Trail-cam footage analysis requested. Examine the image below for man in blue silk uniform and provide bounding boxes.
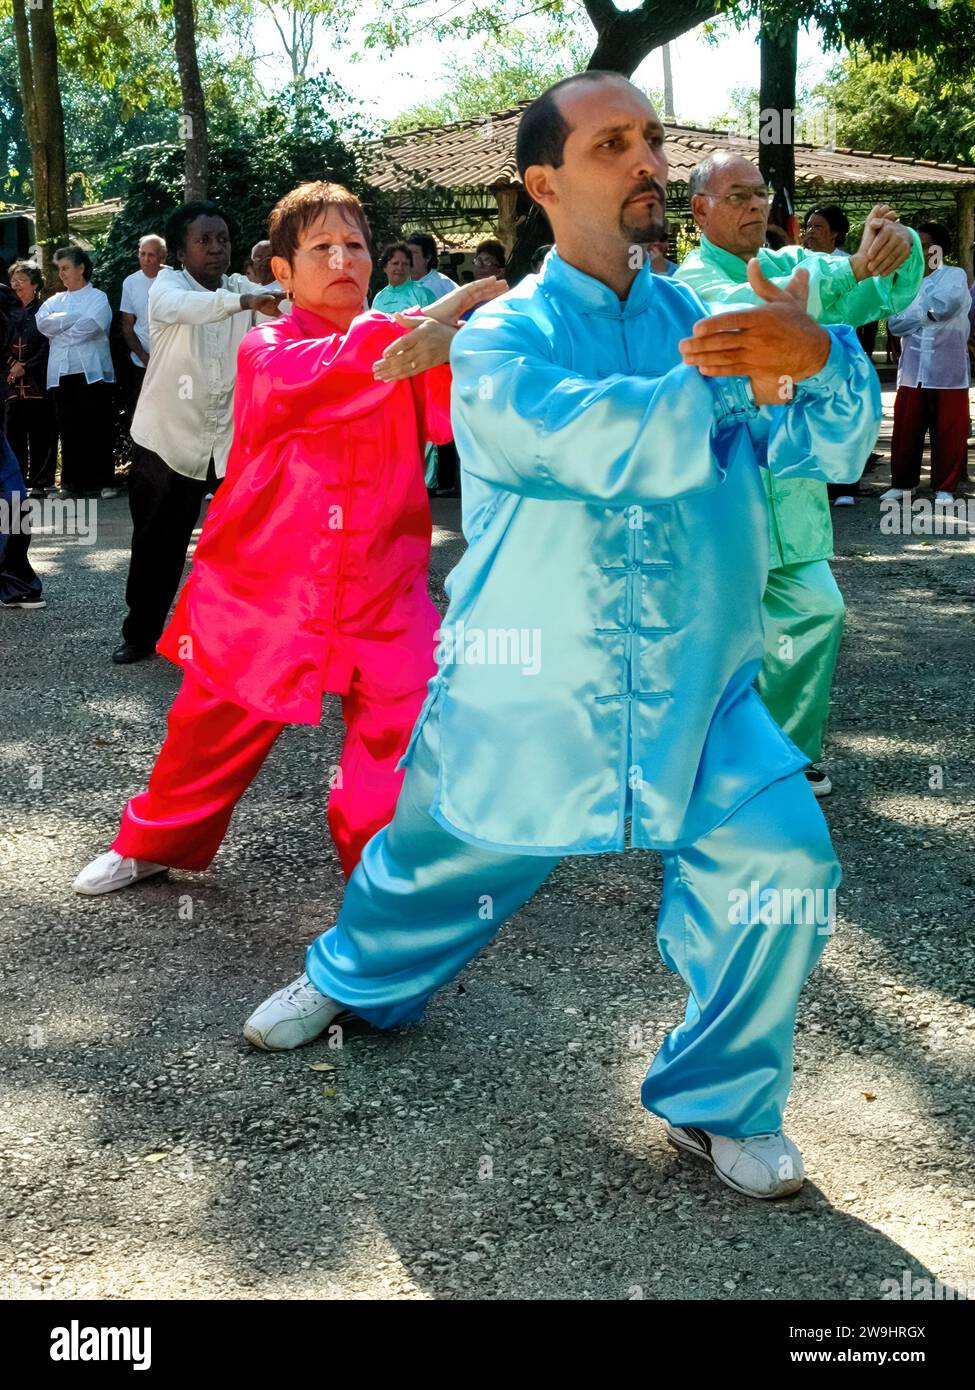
[245,74,881,1200]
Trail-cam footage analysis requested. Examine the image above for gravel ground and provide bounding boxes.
[2,385,974,1302]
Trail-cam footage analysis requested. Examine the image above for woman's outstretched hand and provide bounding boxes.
[372,317,458,381]
[373,276,509,381]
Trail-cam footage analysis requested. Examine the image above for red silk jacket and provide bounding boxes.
[157,303,452,722]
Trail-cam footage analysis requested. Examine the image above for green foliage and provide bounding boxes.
[674,220,700,262]
[383,29,591,135]
[363,0,579,54]
[714,0,975,75]
[812,48,975,165]
[91,77,399,308]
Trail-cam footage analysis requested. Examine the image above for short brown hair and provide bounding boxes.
[268,181,372,265]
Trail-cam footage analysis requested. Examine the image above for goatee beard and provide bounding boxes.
[622,215,668,245]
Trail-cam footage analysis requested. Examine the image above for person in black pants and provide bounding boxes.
[0,434,44,609]
[3,261,57,496]
[120,443,210,655]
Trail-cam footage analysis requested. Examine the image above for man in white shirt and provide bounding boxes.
[113,200,281,665]
[118,234,167,415]
[248,237,292,324]
[883,221,973,504]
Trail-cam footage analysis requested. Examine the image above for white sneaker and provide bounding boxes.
[804,766,832,798]
[935,491,954,506]
[665,1123,805,1199]
[243,973,350,1051]
[100,487,121,499]
[880,487,909,501]
[73,849,168,896]
[832,494,855,506]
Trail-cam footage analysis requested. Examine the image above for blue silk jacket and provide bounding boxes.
[399,250,881,855]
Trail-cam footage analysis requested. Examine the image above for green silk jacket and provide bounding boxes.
[676,232,924,568]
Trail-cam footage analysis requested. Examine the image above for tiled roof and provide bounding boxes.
[364,102,975,192]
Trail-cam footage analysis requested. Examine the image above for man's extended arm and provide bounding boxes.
[450,303,877,504]
[149,274,278,326]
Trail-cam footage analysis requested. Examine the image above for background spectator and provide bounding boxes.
[372,242,436,313]
[883,221,972,504]
[119,233,167,423]
[3,261,56,499]
[35,246,117,499]
[472,239,506,280]
[804,203,867,505]
[405,232,457,297]
[0,432,44,609]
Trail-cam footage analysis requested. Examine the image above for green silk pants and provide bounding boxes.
[758,559,846,764]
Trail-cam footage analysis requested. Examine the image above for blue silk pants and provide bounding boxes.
[306,712,840,1138]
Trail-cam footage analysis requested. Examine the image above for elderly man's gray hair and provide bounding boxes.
[687,151,754,199]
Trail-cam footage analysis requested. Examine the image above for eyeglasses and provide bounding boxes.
[473,256,503,269]
[703,187,773,207]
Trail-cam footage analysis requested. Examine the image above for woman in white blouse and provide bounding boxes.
[35,246,117,498]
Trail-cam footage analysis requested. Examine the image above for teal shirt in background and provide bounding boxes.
[372,281,437,313]
[677,232,924,567]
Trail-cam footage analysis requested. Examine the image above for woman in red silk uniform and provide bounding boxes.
[75,182,505,894]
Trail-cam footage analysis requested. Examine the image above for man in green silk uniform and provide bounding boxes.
[677,152,923,796]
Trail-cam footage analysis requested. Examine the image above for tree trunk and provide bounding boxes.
[584,1,722,79]
[662,42,675,119]
[759,9,798,239]
[12,0,69,293]
[172,0,209,201]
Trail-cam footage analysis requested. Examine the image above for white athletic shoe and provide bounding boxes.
[665,1123,805,1199]
[804,766,832,798]
[243,973,350,1051]
[100,487,121,499]
[832,494,855,507]
[73,849,168,896]
[935,491,954,506]
[880,487,909,501]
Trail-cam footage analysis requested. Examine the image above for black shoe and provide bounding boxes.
[112,641,155,665]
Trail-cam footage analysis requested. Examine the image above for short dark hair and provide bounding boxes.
[269,181,372,266]
[474,239,506,266]
[8,260,43,291]
[918,220,952,254]
[515,71,624,180]
[164,200,232,263]
[53,245,93,281]
[379,239,415,269]
[804,203,850,247]
[405,231,438,270]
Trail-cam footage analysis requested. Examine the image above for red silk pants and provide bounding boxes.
[890,384,970,494]
[112,669,426,880]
